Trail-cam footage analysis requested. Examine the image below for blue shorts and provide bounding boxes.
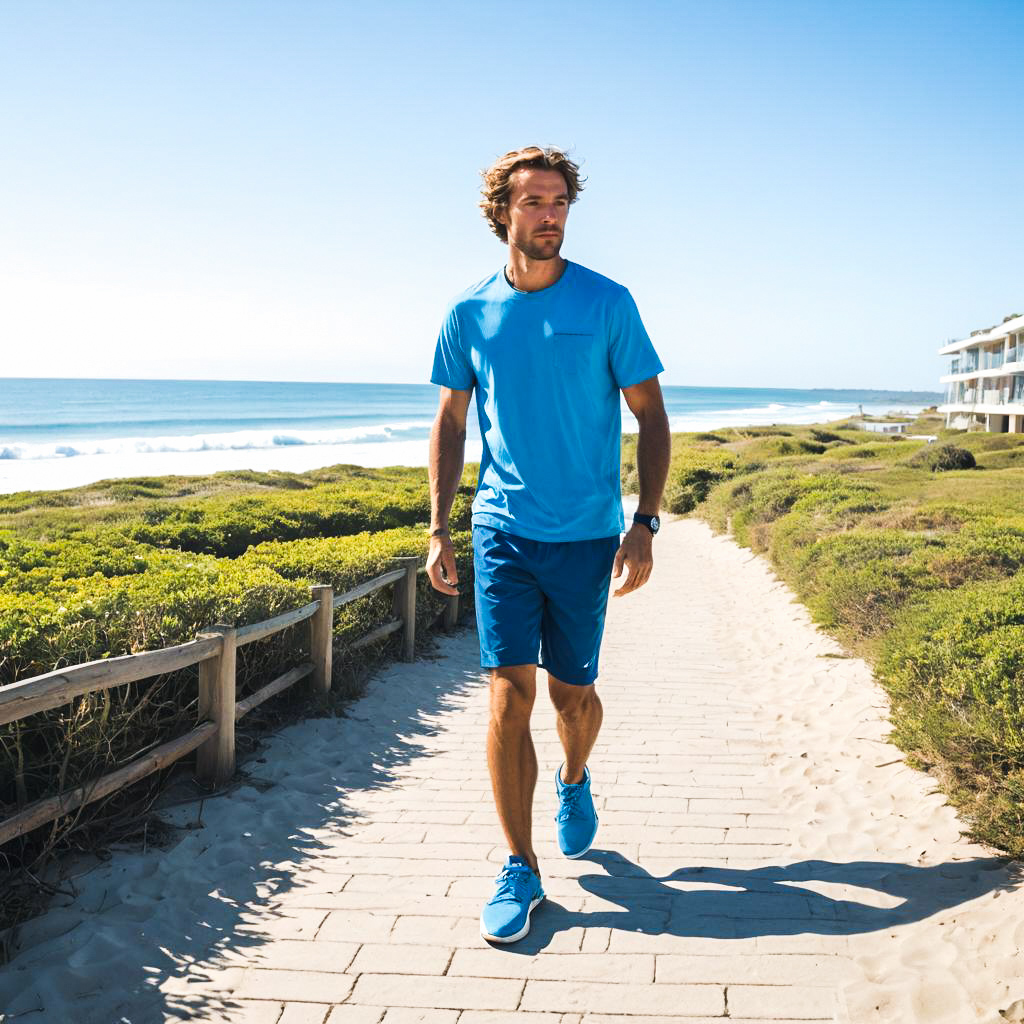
[472,524,621,686]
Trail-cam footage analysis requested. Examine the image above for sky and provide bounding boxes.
[1,0,1020,392]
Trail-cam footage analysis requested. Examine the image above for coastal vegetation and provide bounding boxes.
[6,413,1024,940]
[0,463,476,945]
[629,413,1024,856]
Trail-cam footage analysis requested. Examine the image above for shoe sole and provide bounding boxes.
[479,895,545,944]
[561,817,599,859]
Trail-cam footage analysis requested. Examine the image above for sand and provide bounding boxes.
[1,506,1022,1023]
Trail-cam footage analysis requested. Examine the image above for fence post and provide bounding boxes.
[310,584,334,700]
[392,556,419,662]
[196,624,237,786]
[443,592,459,631]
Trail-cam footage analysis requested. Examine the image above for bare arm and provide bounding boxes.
[427,386,472,595]
[611,375,671,596]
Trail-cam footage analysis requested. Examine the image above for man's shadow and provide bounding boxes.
[498,848,1020,953]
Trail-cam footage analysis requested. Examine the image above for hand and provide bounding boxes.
[426,534,460,595]
[612,524,653,597]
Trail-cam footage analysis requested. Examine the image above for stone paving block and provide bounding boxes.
[727,984,836,1019]
[321,857,494,878]
[343,875,454,896]
[520,979,724,1016]
[280,1003,333,1024]
[647,812,747,827]
[724,827,791,844]
[233,968,356,1003]
[390,915,482,946]
[348,943,453,975]
[608,931,757,954]
[755,934,851,954]
[251,938,359,973]
[449,950,653,984]
[655,953,853,985]
[326,1007,386,1024]
[224,1001,285,1023]
[236,910,329,940]
[580,927,610,952]
[335,843,495,860]
[382,1010,460,1024]
[349,824,429,843]
[640,841,787,860]
[398,810,472,824]
[457,1013,563,1024]
[159,965,246,997]
[348,974,524,1011]
[316,911,397,942]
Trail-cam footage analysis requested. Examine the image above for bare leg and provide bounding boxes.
[549,675,603,785]
[487,665,539,873]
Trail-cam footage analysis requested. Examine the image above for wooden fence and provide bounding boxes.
[0,556,458,847]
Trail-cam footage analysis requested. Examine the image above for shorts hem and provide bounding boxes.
[540,661,598,686]
[480,653,540,669]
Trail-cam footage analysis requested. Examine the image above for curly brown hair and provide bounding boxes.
[479,146,585,243]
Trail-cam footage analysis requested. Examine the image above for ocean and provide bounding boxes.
[0,378,942,494]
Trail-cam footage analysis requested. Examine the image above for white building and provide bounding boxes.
[938,313,1024,433]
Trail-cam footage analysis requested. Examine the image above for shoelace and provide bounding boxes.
[556,783,587,822]
[491,864,532,904]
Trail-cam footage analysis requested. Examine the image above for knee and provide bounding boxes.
[549,680,600,721]
[489,668,535,725]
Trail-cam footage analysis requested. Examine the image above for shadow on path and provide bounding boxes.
[0,631,484,1023]
[499,848,1021,954]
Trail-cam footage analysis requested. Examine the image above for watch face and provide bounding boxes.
[651,516,661,533]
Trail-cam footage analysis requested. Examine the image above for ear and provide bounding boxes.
[495,204,509,226]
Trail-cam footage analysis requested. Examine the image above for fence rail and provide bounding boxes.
[0,555,458,848]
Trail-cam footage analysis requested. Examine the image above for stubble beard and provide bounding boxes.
[511,231,563,262]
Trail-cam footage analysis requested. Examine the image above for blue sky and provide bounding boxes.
[1,0,1020,390]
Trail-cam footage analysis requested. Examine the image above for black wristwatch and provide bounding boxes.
[633,513,661,536]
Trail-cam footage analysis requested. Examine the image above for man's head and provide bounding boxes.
[479,146,585,261]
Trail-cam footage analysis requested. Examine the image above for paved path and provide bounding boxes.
[5,510,1022,1023]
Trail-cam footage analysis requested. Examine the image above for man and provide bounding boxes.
[426,146,670,944]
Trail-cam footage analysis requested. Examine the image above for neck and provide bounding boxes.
[505,249,566,293]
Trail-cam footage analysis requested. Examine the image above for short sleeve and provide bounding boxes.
[608,288,664,389]
[430,305,475,391]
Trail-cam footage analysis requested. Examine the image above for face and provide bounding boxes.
[499,167,570,261]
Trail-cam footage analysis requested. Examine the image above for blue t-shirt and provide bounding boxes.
[430,260,664,542]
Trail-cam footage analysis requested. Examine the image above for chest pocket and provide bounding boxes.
[552,331,595,375]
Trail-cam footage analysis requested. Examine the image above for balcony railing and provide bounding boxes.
[948,377,1024,407]
[951,358,979,374]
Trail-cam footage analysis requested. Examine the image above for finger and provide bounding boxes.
[612,548,625,578]
[613,560,641,596]
[427,561,459,595]
[442,549,460,586]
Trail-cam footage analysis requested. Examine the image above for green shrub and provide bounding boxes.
[879,574,1024,852]
[663,448,740,514]
[907,443,977,472]
[771,438,827,456]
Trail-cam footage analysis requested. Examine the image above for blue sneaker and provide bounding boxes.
[555,764,598,858]
[479,855,545,943]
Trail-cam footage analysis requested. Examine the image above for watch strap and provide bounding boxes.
[633,513,659,535]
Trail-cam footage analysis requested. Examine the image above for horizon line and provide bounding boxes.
[0,375,944,395]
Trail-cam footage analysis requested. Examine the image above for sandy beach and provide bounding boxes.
[1,505,1022,1023]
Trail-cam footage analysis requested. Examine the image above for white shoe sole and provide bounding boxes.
[561,818,599,860]
[480,895,545,944]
